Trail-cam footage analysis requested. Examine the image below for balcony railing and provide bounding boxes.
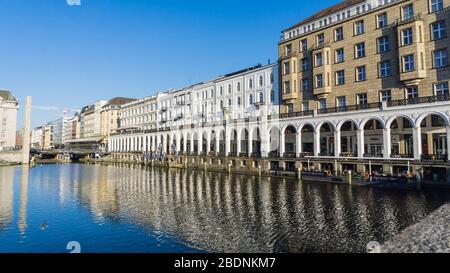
[390,154,413,159]
[318,102,382,115]
[228,152,237,157]
[388,94,450,107]
[283,152,297,159]
[421,154,448,162]
[318,153,334,157]
[268,151,280,158]
[340,152,357,157]
[251,152,262,158]
[363,153,384,158]
[239,152,249,157]
[300,152,313,158]
[279,110,314,119]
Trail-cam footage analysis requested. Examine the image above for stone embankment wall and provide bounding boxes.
[382,203,450,253]
[0,151,21,163]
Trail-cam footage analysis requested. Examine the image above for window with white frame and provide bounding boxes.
[337,96,346,107]
[284,62,291,75]
[380,90,392,102]
[302,101,309,111]
[434,82,449,96]
[302,79,310,91]
[406,86,419,99]
[377,36,389,53]
[259,76,263,86]
[357,93,368,105]
[356,66,366,81]
[433,49,448,67]
[336,70,345,85]
[430,0,444,13]
[377,12,388,28]
[284,81,291,94]
[301,39,308,52]
[315,52,323,66]
[335,48,345,63]
[335,27,344,41]
[403,54,415,72]
[319,99,327,109]
[379,61,392,77]
[302,58,309,71]
[317,33,325,46]
[249,79,253,89]
[287,103,294,113]
[315,74,324,88]
[270,90,275,103]
[355,42,366,58]
[237,82,241,92]
[431,21,446,40]
[355,20,365,35]
[259,92,264,103]
[285,44,292,55]
[402,28,413,45]
[402,4,414,21]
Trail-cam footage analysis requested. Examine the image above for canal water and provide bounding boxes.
[1,163,450,253]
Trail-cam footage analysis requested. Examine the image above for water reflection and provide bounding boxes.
[1,163,450,253]
[0,167,14,230]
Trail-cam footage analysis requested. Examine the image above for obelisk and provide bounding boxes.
[21,96,32,164]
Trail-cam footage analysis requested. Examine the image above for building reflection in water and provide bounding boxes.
[18,167,29,235]
[70,163,448,253]
[1,163,449,253]
[0,167,15,230]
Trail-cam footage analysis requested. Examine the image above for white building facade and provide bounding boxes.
[0,91,18,151]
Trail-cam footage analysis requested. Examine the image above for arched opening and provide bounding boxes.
[420,114,448,161]
[230,129,238,156]
[252,128,261,157]
[219,130,225,155]
[202,132,208,154]
[390,117,414,158]
[157,135,163,152]
[269,126,281,158]
[240,129,249,156]
[166,134,171,153]
[186,133,191,154]
[210,131,216,154]
[193,132,199,154]
[340,121,358,157]
[301,124,314,156]
[319,123,334,156]
[171,135,176,154]
[284,125,297,158]
[363,119,384,157]
[180,136,184,154]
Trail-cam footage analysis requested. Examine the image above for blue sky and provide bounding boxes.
[0,0,338,128]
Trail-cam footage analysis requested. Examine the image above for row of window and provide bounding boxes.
[284,0,446,54]
[217,74,275,96]
[291,82,449,113]
[121,103,158,118]
[283,21,447,75]
[284,48,448,92]
[121,113,159,126]
[219,91,277,108]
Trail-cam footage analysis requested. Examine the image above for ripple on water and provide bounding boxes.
[0,164,450,253]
